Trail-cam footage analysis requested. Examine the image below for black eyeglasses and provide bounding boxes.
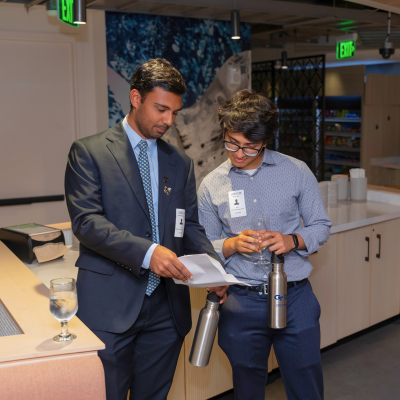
[223,140,264,157]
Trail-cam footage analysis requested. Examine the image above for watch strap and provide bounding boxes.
[291,234,299,250]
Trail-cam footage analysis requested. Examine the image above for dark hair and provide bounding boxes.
[218,89,278,144]
[129,58,186,110]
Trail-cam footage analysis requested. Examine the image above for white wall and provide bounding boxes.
[0,4,108,227]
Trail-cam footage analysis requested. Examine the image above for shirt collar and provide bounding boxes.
[123,115,157,152]
[225,149,276,174]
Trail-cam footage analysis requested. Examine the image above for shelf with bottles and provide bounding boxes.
[325,108,361,123]
[324,135,361,153]
[324,97,362,160]
[325,107,361,119]
[325,121,361,135]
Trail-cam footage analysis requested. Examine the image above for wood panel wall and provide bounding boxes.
[325,65,365,97]
[362,75,400,187]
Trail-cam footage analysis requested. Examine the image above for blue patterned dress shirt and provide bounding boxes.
[123,116,158,268]
[198,150,332,284]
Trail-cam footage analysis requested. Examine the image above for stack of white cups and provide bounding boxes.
[350,168,367,201]
[331,174,349,201]
[327,181,338,206]
[318,181,329,209]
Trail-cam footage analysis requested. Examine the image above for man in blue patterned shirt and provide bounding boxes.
[198,90,332,400]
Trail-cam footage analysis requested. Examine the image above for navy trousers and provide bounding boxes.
[93,284,184,400]
[218,280,323,400]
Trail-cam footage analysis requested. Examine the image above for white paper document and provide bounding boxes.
[173,254,251,288]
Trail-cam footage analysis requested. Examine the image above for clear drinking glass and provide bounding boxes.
[50,277,78,342]
[251,216,271,267]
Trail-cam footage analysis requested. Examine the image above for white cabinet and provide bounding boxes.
[336,225,371,339]
[370,219,400,325]
[309,234,337,348]
[336,218,400,340]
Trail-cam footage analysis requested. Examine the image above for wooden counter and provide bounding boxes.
[0,227,106,399]
[0,243,104,364]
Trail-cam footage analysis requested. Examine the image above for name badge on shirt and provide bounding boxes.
[228,190,247,218]
[174,209,185,237]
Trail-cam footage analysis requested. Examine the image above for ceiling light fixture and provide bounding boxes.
[74,0,87,25]
[231,0,240,40]
[231,10,240,39]
[281,51,288,69]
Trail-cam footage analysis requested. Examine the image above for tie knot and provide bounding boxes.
[138,140,148,152]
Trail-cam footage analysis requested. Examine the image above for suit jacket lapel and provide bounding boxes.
[158,139,176,245]
[106,122,151,224]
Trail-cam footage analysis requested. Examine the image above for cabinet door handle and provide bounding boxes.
[365,237,370,261]
[376,234,381,259]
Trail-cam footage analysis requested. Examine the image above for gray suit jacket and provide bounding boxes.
[65,121,221,336]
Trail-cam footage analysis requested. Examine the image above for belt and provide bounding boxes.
[234,278,308,295]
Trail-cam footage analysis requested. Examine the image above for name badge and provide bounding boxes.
[174,208,185,238]
[228,190,247,218]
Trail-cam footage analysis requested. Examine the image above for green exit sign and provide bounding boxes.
[58,0,78,27]
[336,40,356,60]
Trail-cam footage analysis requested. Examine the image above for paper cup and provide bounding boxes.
[350,177,367,201]
[332,175,349,201]
[327,181,338,206]
[319,181,329,208]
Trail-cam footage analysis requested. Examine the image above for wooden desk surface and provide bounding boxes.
[0,241,104,364]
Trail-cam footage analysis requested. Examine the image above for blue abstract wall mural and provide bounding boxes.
[106,12,251,184]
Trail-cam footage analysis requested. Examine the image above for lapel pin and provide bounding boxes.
[164,186,172,195]
[164,177,168,183]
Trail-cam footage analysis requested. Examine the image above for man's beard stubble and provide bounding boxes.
[135,110,170,140]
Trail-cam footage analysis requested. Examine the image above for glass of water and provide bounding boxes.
[50,277,78,342]
[251,216,271,267]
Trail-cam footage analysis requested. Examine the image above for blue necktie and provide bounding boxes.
[137,140,160,296]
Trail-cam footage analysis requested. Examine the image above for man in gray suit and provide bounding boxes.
[65,59,225,400]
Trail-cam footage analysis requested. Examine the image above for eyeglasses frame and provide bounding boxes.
[223,140,265,157]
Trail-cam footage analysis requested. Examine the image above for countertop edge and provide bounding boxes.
[330,211,400,234]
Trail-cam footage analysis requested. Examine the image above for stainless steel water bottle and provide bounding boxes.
[189,292,221,367]
[268,251,287,329]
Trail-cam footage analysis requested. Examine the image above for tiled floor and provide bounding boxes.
[215,317,400,399]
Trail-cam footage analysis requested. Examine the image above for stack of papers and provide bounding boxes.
[174,254,250,288]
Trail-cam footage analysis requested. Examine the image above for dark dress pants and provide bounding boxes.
[93,283,184,400]
[218,280,323,400]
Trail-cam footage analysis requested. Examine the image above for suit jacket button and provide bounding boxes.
[145,232,151,238]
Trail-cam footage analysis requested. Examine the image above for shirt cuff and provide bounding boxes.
[212,238,232,266]
[142,243,159,269]
[294,229,313,257]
